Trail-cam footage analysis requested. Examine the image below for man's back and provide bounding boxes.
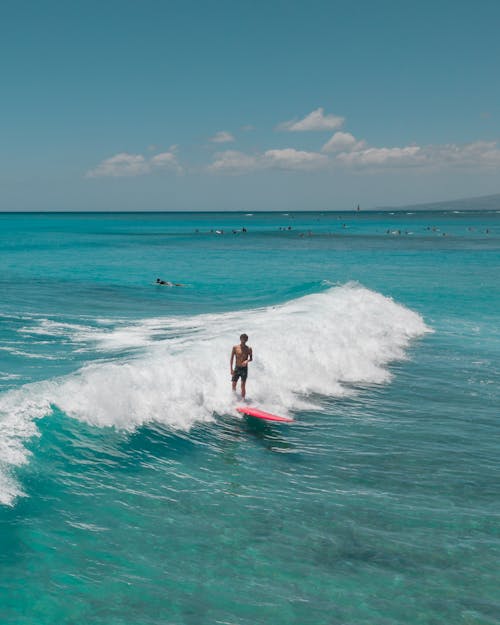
[233,343,251,367]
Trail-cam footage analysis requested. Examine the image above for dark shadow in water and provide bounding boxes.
[215,412,301,460]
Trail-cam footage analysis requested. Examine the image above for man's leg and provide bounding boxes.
[241,380,246,399]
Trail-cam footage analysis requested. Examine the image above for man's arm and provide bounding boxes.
[230,346,235,373]
[248,347,253,363]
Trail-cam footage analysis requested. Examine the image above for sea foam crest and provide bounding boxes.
[0,284,430,505]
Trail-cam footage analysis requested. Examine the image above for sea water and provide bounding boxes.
[0,211,499,625]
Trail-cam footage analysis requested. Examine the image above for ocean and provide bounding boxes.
[0,210,499,625]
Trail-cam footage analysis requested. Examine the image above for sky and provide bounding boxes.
[1,0,499,211]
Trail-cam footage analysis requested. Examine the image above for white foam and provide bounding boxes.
[0,391,49,505]
[0,284,430,505]
[19,318,180,353]
[0,346,58,360]
[0,372,22,381]
[19,319,98,341]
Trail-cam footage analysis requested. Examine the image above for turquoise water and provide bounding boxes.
[0,211,499,625]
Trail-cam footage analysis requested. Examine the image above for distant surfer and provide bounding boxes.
[156,278,184,287]
[230,333,253,399]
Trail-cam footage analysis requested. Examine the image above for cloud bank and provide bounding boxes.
[207,139,500,174]
[85,108,500,179]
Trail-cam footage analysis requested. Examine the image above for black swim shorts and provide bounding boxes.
[232,366,248,382]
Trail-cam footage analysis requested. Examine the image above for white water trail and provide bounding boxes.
[0,284,430,505]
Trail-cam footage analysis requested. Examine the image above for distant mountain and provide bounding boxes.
[377,193,500,212]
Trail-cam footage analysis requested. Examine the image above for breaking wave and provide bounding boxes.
[0,284,430,505]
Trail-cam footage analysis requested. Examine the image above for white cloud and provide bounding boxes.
[150,151,181,170]
[322,132,366,153]
[262,148,328,170]
[208,148,327,173]
[321,129,500,169]
[425,141,500,168]
[333,140,500,169]
[277,107,345,132]
[207,150,258,173]
[336,145,424,167]
[86,149,181,178]
[209,131,235,143]
[85,153,148,178]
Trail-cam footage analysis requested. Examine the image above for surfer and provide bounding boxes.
[156,278,184,287]
[230,333,253,399]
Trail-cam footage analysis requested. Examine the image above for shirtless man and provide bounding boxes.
[230,333,253,399]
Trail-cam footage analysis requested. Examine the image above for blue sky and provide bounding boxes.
[1,0,499,211]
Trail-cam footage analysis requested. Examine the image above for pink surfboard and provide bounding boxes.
[236,406,294,423]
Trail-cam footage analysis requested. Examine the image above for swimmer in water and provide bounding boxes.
[156,278,184,287]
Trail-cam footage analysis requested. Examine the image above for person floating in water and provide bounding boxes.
[230,333,253,399]
[156,278,184,287]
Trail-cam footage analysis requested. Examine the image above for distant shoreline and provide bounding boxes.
[376,192,500,213]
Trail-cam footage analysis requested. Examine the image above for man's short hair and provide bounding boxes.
[240,333,248,340]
